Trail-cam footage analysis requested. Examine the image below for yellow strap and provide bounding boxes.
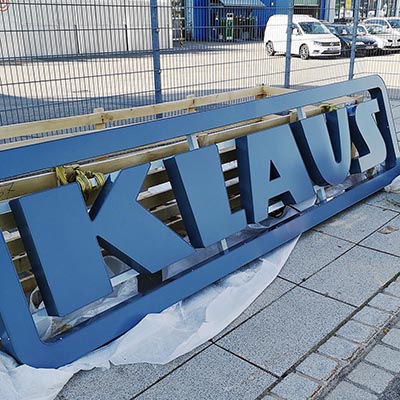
[319,103,341,112]
[55,165,106,201]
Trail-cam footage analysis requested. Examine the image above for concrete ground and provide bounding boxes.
[56,102,400,400]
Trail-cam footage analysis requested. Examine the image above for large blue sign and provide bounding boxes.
[0,76,399,368]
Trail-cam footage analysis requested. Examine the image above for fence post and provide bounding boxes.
[348,0,361,80]
[150,0,162,105]
[284,0,294,88]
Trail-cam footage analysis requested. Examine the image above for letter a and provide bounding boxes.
[236,125,315,223]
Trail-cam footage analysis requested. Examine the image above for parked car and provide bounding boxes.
[263,14,341,60]
[364,17,400,33]
[325,23,378,56]
[359,23,400,51]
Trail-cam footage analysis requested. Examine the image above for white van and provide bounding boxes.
[263,14,341,59]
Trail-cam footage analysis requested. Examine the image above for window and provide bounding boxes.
[298,21,330,34]
[388,19,400,28]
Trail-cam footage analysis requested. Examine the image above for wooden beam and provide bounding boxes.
[19,272,37,293]
[263,86,296,96]
[0,86,265,141]
[93,107,106,130]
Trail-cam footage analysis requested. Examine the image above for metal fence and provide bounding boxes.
[0,0,399,128]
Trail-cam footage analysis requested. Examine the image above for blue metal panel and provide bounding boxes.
[253,0,275,39]
[236,124,315,223]
[291,108,352,186]
[0,76,398,368]
[348,101,388,173]
[193,0,208,41]
[10,184,113,317]
[12,165,194,286]
[89,165,194,273]
[1,162,400,368]
[0,76,396,181]
[164,146,247,247]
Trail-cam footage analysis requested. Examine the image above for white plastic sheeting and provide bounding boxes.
[0,238,298,400]
[385,175,400,193]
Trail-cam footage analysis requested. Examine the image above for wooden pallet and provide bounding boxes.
[0,85,362,293]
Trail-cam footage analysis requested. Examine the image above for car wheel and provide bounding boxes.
[266,41,275,56]
[299,44,309,60]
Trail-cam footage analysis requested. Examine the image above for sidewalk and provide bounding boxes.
[56,101,400,400]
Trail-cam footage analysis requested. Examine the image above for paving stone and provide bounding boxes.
[213,277,295,340]
[58,343,210,400]
[318,336,360,362]
[366,345,400,373]
[347,362,394,394]
[302,246,400,306]
[325,381,377,400]
[216,287,354,377]
[369,293,400,313]
[385,281,400,298]
[314,203,397,243]
[135,345,275,400]
[380,372,400,400]
[337,320,377,344]
[279,230,353,284]
[296,353,340,381]
[353,306,392,328]
[392,101,400,108]
[383,328,400,349]
[364,192,400,213]
[240,278,295,319]
[59,362,182,400]
[362,215,400,257]
[271,373,321,400]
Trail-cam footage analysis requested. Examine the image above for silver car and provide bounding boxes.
[359,23,400,51]
[364,17,400,32]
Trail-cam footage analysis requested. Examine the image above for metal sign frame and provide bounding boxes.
[0,75,399,368]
